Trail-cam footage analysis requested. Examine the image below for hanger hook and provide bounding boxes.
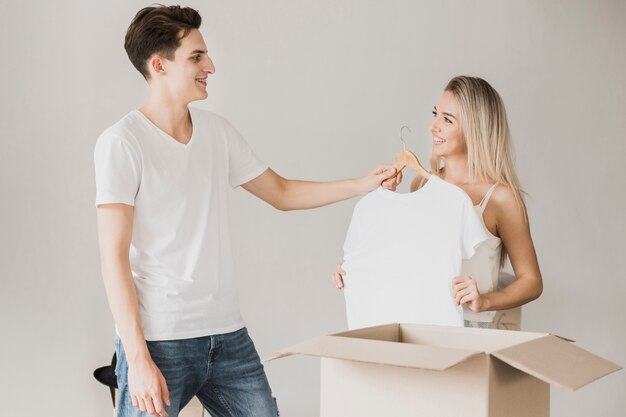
[399,125,412,151]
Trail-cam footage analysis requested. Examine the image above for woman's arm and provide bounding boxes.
[454,185,543,312]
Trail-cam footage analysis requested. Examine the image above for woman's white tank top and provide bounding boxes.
[462,183,502,323]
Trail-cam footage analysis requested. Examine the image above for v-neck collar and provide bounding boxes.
[135,108,195,148]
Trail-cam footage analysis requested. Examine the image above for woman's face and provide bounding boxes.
[430,91,465,158]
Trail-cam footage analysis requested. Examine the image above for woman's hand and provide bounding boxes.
[332,263,346,289]
[452,275,486,313]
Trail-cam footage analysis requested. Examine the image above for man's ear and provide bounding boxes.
[148,55,166,77]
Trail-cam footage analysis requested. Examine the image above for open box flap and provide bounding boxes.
[491,335,622,391]
[265,335,482,371]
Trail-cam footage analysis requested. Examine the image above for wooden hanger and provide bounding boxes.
[389,126,431,180]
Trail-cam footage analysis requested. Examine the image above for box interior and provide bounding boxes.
[337,323,545,353]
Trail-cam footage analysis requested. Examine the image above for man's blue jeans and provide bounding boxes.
[114,327,279,417]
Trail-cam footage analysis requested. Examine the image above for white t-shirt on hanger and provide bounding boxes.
[342,175,488,329]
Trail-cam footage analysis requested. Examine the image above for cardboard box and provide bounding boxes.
[268,323,621,417]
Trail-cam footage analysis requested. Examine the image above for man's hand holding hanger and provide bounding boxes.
[379,167,403,191]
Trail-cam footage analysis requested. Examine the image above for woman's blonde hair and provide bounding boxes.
[433,76,525,265]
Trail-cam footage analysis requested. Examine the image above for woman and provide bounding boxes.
[334,76,543,329]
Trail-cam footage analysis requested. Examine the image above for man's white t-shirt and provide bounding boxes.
[342,175,488,329]
[94,107,267,341]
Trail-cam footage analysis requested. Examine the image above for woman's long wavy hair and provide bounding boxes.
[433,76,525,266]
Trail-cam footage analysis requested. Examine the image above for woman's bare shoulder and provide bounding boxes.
[410,175,429,192]
[490,183,527,222]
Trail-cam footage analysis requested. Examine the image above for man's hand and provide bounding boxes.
[128,356,171,417]
[382,169,403,191]
[356,165,401,194]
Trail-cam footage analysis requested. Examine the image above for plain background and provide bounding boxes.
[1,0,625,416]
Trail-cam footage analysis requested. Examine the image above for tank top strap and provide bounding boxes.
[478,183,499,210]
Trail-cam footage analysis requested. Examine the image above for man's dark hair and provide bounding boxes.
[124,5,202,79]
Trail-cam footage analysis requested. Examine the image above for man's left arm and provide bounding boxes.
[241,165,398,211]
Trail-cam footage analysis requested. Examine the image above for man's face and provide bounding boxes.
[160,29,215,103]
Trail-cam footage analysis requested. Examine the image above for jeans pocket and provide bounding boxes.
[114,337,122,378]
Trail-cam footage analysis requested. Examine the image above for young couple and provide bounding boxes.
[95,5,541,417]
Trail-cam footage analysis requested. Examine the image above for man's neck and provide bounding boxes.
[140,90,193,144]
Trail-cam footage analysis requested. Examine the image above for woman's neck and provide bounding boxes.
[441,155,471,185]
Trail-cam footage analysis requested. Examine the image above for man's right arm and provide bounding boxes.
[97,203,170,416]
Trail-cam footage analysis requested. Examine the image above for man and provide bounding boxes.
[95,5,398,417]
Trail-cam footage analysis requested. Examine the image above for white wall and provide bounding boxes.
[1,1,624,416]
